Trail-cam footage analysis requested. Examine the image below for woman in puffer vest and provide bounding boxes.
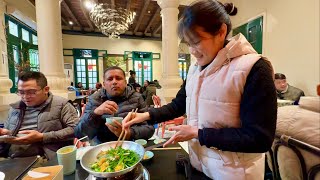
[123,0,277,179]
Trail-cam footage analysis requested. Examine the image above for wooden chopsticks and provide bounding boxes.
[115,108,138,148]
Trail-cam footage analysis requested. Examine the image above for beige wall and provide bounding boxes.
[5,0,36,28]
[220,0,319,96]
[62,34,163,83]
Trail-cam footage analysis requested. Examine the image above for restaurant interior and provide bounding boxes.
[0,0,319,179]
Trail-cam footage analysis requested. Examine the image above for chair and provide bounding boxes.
[152,95,185,138]
[269,135,320,180]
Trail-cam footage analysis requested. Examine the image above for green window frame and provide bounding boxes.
[5,14,39,93]
[73,49,99,89]
[132,51,153,85]
[233,16,263,54]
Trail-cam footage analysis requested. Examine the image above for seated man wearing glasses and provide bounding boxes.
[0,71,79,159]
[75,66,154,144]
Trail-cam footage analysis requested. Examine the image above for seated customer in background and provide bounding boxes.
[274,73,305,103]
[75,66,154,144]
[90,82,103,94]
[0,71,79,159]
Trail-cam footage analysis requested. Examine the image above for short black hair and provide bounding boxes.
[104,66,126,78]
[275,73,286,80]
[129,70,136,75]
[18,71,47,88]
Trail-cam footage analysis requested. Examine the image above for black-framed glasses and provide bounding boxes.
[16,88,43,97]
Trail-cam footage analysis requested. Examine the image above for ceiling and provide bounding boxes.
[28,0,186,40]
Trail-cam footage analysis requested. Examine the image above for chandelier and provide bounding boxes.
[89,3,136,38]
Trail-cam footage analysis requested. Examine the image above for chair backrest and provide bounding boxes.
[152,95,161,107]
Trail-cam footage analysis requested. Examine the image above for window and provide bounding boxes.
[5,15,39,93]
[12,45,19,87]
[178,53,190,80]
[132,51,153,85]
[74,49,99,89]
[8,21,18,37]
[29,49,39,71]
[32,34,38,45]
[21,28,30,42]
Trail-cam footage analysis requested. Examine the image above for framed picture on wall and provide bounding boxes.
[104,54,127,72]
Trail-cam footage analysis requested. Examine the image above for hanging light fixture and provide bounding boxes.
[89,3,136,39]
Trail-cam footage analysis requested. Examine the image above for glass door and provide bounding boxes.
[74,49,99,89]
[132,52,153,85]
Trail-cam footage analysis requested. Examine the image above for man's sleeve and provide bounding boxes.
[42,102,79,143]
[148,81,186,124]
[74,96,105,139]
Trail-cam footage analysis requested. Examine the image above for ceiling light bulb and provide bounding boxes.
[85,1,94,9]
[69,21,73,25]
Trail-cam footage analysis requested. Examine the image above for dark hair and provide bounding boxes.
[18,71,47,88]
[95,82,102,89]
[133,83,141,88]
[129,70,136,76]
[275,73,286,80]
[178,0,237,42]
[104,66,126,78]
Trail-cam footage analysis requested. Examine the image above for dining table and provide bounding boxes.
[45,140,211,180]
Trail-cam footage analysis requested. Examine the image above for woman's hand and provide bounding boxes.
[122,112,150,128]
[163,125,198,147]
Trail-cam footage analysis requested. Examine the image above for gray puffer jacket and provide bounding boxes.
[75,87,155,144]
[0,93,79,159]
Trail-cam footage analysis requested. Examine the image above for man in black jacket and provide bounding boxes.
[75,66,154,144]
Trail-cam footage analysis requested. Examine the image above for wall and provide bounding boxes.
[5,0,36,29]
[220,0,319,96]
[62,34,163,84]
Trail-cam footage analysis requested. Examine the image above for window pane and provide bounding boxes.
[82,72,86,77]
[13,45,19,64]
[22,28,30,42]
[81,66,86,71]
[32,34,38,45]
[81,59,85,65]
[77,72,82,78]
[76,60,81,66]
[8,21,18,37]
[92,72,97,78]
[28,49,39,71]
